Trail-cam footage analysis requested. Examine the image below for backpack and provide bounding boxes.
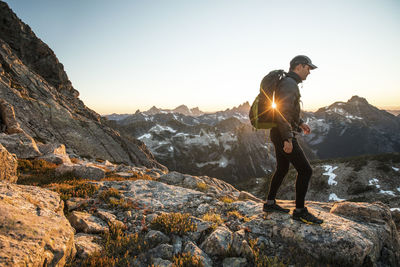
[249,69,286,129]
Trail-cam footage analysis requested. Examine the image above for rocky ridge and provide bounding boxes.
[1,146,400,266]
[0,1,164,169]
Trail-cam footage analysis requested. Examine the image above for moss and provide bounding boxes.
[151,212,197,235]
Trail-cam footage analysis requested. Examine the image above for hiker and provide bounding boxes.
[263,55,323,225]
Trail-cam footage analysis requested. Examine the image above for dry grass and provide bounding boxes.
[201,212,224,229]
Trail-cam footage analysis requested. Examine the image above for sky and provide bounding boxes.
[4,0,400,114]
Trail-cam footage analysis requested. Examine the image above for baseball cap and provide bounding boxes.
[290,55,317,69]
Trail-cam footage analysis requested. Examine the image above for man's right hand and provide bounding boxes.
[283,139,293,154]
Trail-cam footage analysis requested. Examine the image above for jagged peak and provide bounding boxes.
[348,95,369,105]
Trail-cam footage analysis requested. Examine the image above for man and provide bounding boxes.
[263,55,323,225]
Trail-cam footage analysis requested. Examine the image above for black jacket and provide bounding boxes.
[274,71,304,140]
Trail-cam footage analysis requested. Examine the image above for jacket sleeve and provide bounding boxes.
[275,80,299,140]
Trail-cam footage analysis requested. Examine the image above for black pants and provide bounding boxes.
[267,128,312,209]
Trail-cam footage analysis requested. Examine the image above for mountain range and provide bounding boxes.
[106,96,400,183]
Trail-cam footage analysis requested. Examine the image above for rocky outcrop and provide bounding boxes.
[59,174,400,266]
[0,181,75,266]
[0,2,166,170]
[0,132,42,158]
[0,143,17,182]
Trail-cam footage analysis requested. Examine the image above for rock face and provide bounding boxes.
[0,181,76,266]
[0,143,17,182]
[0,2,165,170]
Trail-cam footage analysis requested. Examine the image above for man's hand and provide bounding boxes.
[283,139,293,154]
[300,123,311,135]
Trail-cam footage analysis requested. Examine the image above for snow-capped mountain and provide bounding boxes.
[105,103,302,183]
[105,96,400,183]
[302,96,400,159]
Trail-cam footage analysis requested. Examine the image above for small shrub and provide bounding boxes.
[201,212,223,229]
[151,213,197,235]
[77,222,147,267]
[17,159,76,186]
[172,252,204,267]
[99,188,135,211]
[227,210,251,222]
[249,239,286,267]
[219,196,234,204]
[99,188,121,201]
[196,182,208,192]
[70,157,80,164]
[48,180,99,201]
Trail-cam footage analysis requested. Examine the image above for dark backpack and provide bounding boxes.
[249,69,286,129]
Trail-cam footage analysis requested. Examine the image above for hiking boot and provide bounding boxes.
[292,207,323,225]
[263,202,290,213]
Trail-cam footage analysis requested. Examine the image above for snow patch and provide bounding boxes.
[379,190,395,196]
[391,208,400,212]
[392,167,399,172]
[322,165,338,185]
[329,193,345,201]
[150,124,177,133]
[368,178,380,188]
[138,133,152,140]
[196,156,229,168]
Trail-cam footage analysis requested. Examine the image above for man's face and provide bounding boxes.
[296,64,311,81]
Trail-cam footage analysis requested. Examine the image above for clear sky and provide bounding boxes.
[4,0,400,114]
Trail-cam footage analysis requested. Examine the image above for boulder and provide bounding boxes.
[68,211,108,234]
[145,230,170,248]
[56,163,105,180]
[183,241,212,267]
[148,244,174,260]
[0,143,17,183]
[200,226,233,256]
[37,143,71,164]
[0,132,41,158]
[74,233,102,259]
[0,181,75,266]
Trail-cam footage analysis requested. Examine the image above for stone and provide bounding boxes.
[95,209,125,228]
[172,235,182,254]
[232,229,253,258]
[68,211,108,234]
[74,233,102,259]
[0,132,41,158]
[37,143,71,164]
[148,244,174,260]
[0,181,75,266]
[145,230,170,248]
[183,241,212,267]
[231,200,263,217]
[222,257,247,267]
[238,191,263,203]
[0,99,23,134]
[65,197,90,212]
[152,258,173,267]
[0,143,17,183]
[56,163,105,180]
[200,226,233,256]
[391,209,400,231]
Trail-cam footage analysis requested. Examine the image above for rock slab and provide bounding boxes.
[0,181,76,266]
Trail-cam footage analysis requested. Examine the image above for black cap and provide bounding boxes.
[290,55,317,69]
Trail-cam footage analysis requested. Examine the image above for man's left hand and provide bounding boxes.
[300,123,311,135]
